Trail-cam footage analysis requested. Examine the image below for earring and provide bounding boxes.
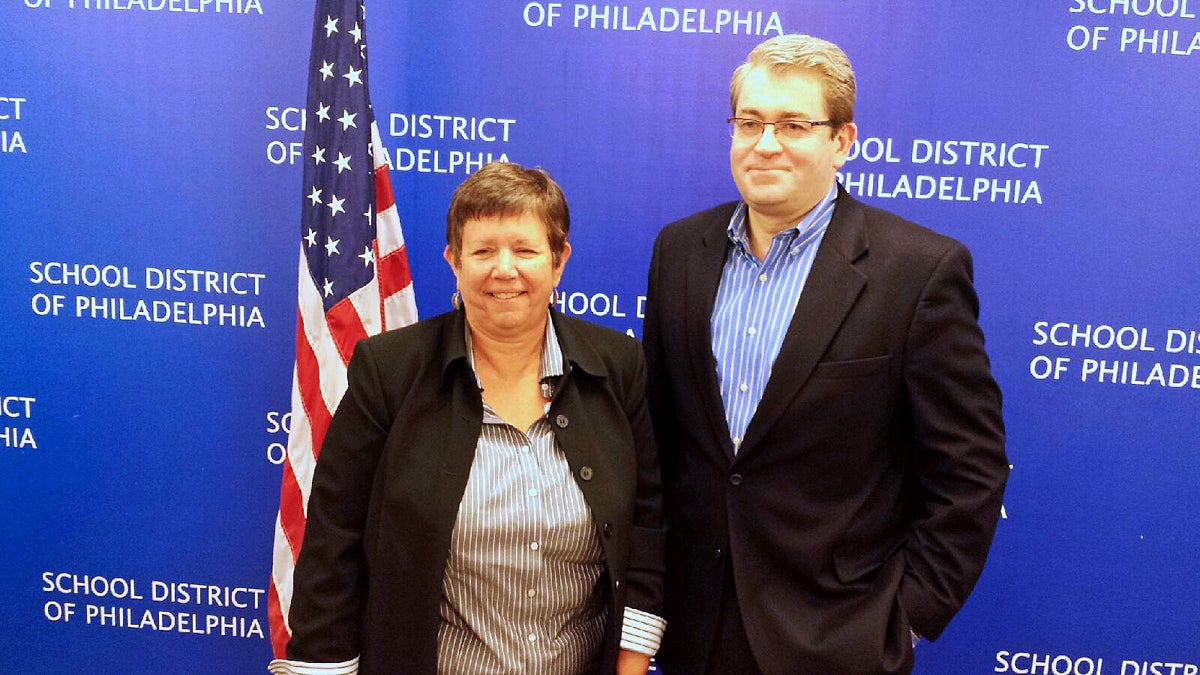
[549,288,561,307]
[451,290,461,310]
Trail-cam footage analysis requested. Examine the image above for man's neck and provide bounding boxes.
[745,205,812,260]
[744,183,836,260]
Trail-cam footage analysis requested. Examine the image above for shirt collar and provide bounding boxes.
[726,182,840,251]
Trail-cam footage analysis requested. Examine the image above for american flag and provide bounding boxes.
[268,0,417,658]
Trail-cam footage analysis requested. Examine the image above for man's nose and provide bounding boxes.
[754,124,783,153]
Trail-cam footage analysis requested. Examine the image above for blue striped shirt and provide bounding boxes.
[711,185,839,453]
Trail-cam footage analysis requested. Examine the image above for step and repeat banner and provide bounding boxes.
[2,1,1198,673]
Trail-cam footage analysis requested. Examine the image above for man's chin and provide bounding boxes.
[743,190,793,211]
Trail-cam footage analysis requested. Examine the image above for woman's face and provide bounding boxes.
[445,211,570,341]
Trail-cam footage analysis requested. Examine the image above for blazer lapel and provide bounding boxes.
[737,189,869,461]
[433,310,485,535]
[685,207,739,462]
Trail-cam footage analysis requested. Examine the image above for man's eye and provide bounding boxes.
[739,120,763,133]
[780,121,808,135]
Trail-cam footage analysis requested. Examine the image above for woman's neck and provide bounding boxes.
[469,321,546,382]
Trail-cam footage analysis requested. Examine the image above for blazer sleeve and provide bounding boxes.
[619,335,667,617]
[286,338,392,662]
[897,242,1009,640]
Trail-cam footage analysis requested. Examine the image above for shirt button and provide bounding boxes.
[758,273,768,282]
[739,383,748,392]
[747,326,757,336]
[528,633,537,642]
[555,414,569,428]
[521,445,531,454]
[732,436,741,446]
[729,473,743,486]
[527,588,537,598]
[528,488,539,497]
[530,542,540,551]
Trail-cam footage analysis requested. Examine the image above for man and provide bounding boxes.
[642,34,1008,675]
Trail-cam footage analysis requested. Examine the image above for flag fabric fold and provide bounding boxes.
[268,0,417,658]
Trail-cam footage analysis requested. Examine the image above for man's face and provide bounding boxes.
[730,67,856,224]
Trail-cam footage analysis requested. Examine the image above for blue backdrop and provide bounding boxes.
[3,1,1198,673]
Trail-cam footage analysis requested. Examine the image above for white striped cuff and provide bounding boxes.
[619,606,667,657]
[267,656,359,675]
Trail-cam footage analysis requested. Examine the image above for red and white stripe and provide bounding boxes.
[268,121,417,658]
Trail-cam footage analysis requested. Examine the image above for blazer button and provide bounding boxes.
[579,466,594,481]
[729,473,743,486]
[555,414,569,428]
[714,547,723,559]
[602,522,613,537]
[614,580,622,591]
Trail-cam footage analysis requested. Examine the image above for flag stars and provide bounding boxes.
[325,236,341,256]
[305,229,318,247]
[333,153,352,174]
[312,145,326,165]
[343,65,363,88]
[359,245,374,268]
[327,194,346,217]
[324,15,339,37]
[323,279,334,297]
[349,23,362,43]
[338,110,357,131]
[308,186,323,206]
[319,60,334,81]
[315,103,330,123]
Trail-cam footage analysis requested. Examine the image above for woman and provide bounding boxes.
[270,162,665,675]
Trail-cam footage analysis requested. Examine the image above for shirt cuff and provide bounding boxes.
[267,656,359,675]
[619,606,667,657]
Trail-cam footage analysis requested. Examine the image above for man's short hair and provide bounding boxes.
[729,34,856,128]
[445,161,570,266]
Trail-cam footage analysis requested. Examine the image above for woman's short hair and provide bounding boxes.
[446,162,570,265]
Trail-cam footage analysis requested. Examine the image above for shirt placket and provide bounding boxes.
[513,418,549,666]
[731,240,787,447]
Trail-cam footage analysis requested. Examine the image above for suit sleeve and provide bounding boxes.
[286,339,391,662]
[897,242,1008,640]
[641,229,680,493]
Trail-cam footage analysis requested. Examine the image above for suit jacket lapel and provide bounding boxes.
[737,189,869,461]
[685,205,739,462]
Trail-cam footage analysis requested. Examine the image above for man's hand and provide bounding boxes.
[617,648,652,675]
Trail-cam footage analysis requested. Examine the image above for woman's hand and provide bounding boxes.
[616,648,652,675]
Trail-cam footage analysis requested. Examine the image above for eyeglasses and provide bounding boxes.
[727,117,836,142]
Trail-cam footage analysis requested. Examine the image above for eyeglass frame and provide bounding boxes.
[726,116,838,142]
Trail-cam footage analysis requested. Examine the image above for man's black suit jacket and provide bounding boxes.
[643,187,1008,675]
[287,309,665,674]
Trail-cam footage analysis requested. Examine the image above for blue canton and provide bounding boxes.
[302,1,378,311]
